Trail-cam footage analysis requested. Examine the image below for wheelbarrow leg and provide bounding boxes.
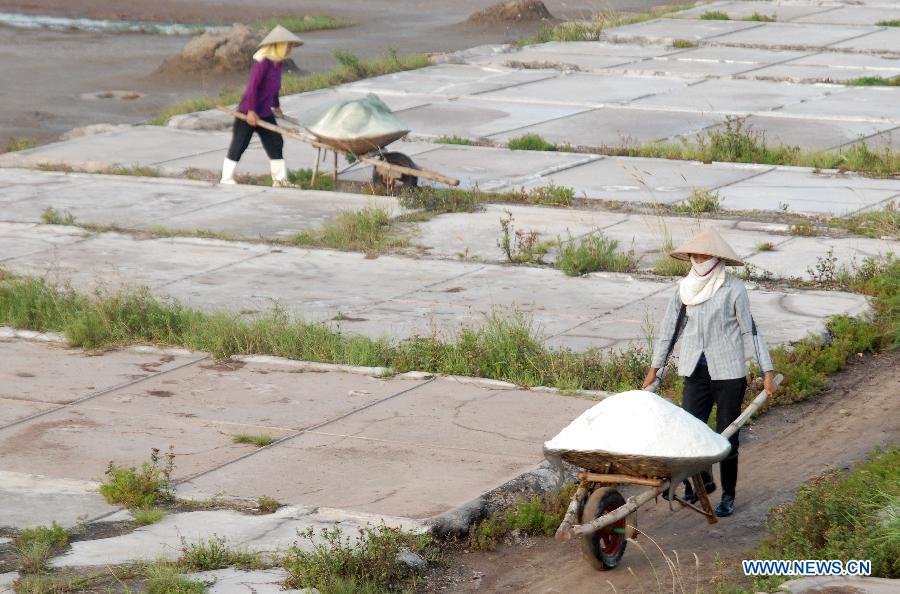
[333,150,339,185]
[691,473,718,524]
[311,148,321,186]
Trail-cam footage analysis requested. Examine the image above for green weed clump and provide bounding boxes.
[519,4,695,45]
[556,233,637,276]
[132,507,167,526]
[178,536,265,571]
[104,165,161,177]
[789,223,818,237]
[674,189,721,214]
[756,242,775,252]
[283,524,433,592]
[13,522,69,574]
[508,133,557,152]
[758,447,900,581]
[744,12,775,22]
[291,205,406,253]
[525,182,575,206]
[232,433,275,447]
[143,563,206,594]
[40,207,76,226]
[434,135,474,145]
[3,136,36,153]
[252,15,350,33]
[672,38,698,48]
[99,448,175,508]
[469,484,577,550]
[257,496,279,513]
[700,11,730,20]
[398,186,480,213]
[845,75,900,87]
[653,235,692,277]
[876,19,900,26]
[152,49,429,125]
[497,211,551,264]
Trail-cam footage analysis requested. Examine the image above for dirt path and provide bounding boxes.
[435,351,900,593]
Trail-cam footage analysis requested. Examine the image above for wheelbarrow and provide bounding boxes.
[550,374,783,571]
[217,106,460,191]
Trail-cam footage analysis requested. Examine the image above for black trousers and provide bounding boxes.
[227,114,283,161]
[682,364,746,498]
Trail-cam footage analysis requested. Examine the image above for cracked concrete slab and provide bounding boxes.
[488,107,721,147]
[0,339,200,407]
[475,72,691,106]
[712,22,880,49]
[631,78,835,113]
[183,568,304,594]
[831,27,900,53]
[794,6,900,26]
[0,471,117,529]
[702,114,891,151]
[340,63,556,97]
[50,506,424,567]
[519,156,767,204]
[717,167,900,214]
[675,1,838,22]
[0,221,87,263]
[603,18,761,44]
[777,86,900,123]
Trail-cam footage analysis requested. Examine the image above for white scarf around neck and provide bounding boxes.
[679,256,726,305]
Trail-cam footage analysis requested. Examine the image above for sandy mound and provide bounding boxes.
[156,24,259,76]
[468,0,553,23]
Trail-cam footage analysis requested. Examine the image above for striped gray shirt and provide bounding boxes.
[651,273,774,380]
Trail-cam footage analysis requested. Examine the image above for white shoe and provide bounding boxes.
[220,158,238,185]
[270,159,290,187]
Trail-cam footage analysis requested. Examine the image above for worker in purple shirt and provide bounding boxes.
[220,25,303,187]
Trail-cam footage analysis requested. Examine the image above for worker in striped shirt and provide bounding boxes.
[643,228,777,517]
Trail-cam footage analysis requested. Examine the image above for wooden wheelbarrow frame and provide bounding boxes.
[554,374,783,569]
[217,106,459,189]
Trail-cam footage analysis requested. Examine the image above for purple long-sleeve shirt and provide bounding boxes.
[237,59,282,118]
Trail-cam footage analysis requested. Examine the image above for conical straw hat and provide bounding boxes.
[258,25,304,47]
[670,228,744,266]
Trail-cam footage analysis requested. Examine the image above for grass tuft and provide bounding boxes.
[830,201,898,240]
[756,241,775,252]
[283,524,433,592]
[178,535,265,571]
[674,189,721,215]
[845,75,900,87]
[700,11,730,20]
[291,205,406,253]
[672,38,698,48]
[789,223,818,237]
[498,211,550,265]
[3,137,36,153]
[434,135,474,145]
[520,4,695,45]
[744,12,776,22]
[876,19,900,26]
[653,234,692,277]
[99,448,175,508]
[756,447,899,585]
[252,15,350,33]
[232,433,275,447]
[508,133,557,152]
[132,507,167,526]
[525,182,575,206]
[257,496,279,513]
[144,563,206,594]
[41,206,76,226]
[13,522,69,574]
[556,233,637,276]
[469,484,577,550]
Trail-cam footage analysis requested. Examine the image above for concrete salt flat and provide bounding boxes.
[710,22,883,50]
[604,18,761,44]
[0,221,87,263]
[705,114,891,151]
[340,63,556,97]
[0,224,869,350]
[0,339,200,408]
[487,107,721,146]
[518,155,768,204]
[413,204,899,279]
[631,78,835,113]
[399,98,592,140]
[675,1,839,22]
[831,28,900,53]
[717,167,900,215]
[794,6,900,26]
[183,569,303,594]
[778,87,900,123]
[0,471,117,529]
[475,72,692,106]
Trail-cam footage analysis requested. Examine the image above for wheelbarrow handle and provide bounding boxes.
[721,373,783,438]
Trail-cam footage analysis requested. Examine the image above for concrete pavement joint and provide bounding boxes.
[172,377,437,486]
[0,353,209,432]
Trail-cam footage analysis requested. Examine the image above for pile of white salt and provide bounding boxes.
[544,390,731,460]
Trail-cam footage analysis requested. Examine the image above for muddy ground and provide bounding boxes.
[0,0,676,146]
[431,350,900,593]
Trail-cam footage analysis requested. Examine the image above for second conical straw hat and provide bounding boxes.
[670,228,744,266]
[258,25,304,48]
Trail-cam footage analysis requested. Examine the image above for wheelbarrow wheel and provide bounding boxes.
[372,151,418,192]
[580,487,627,571]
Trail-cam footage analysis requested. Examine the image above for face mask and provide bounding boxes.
[690,256,720,276]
